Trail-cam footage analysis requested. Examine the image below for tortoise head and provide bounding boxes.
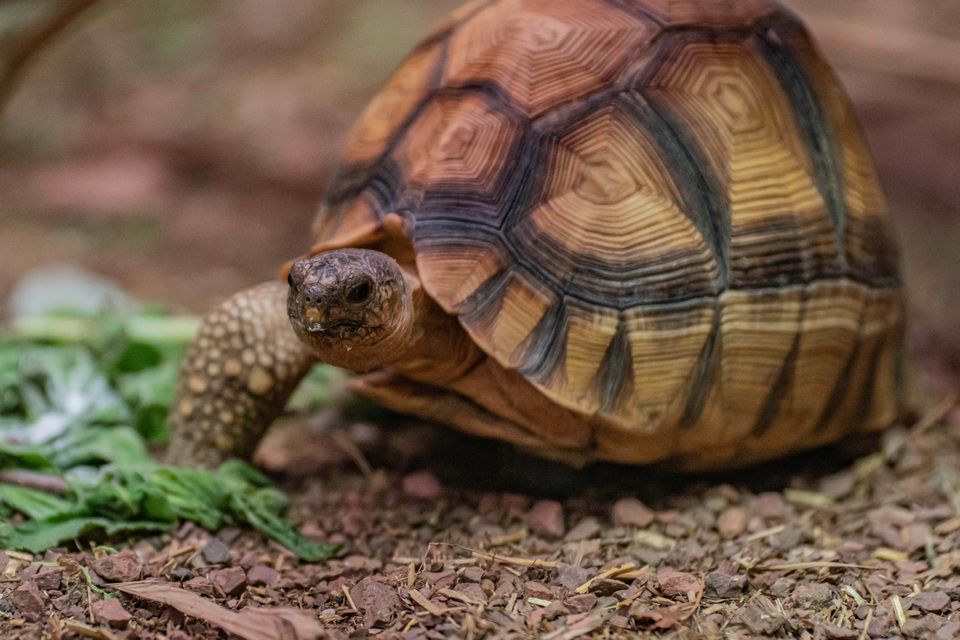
[287,248,414,372]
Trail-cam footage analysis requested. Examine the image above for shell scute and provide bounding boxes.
[444,0,659,116]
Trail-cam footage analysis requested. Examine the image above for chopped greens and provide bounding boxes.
[0,310,339,561]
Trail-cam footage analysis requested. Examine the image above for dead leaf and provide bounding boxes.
[111,580,322,640]
[631,576,704,630]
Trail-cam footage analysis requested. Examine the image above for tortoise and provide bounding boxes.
[167,0,906,471]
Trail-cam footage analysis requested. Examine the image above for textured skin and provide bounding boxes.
[167,282,315,468]
[312,0,905,469]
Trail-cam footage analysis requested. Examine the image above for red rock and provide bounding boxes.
[402,470,443,500]
[565,517,601,542]
[34,566,64,591]
[717,506,747,537]
[528,600,568,628]
[523,581,554,600]
[913,590,950,613]
[525,500,565,538]
[866,613,890,637]
[902,614,944,638]
[611,498,655,528]
[184,576,217,597]
[564,593,598,613]
[92,598,132,629]
[556,565,591,592]
[454,582,486,602]
[422,569,456,589]
[212,566,247,596]
[460,566,484,583]
[351,577,401,628]
[501,494,531,516]
[704,571,746,598]
[934,621,960,640]
[93,551,142,582]
[792,583,834,609]
[589,579,629,596]
[8,581,45,622]
[749,493,786,520]
[867,504,915,530]
[657,569,700,598]
[822,624,858,639]
[246,564,279,587]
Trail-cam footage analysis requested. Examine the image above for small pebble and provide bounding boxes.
[717,506,747,537]
[748,493,786,520]
[792,583,834,609]
[202,538,232,565]
[822,624,858,639]
[212,567,247,596]
[34,567,63,591]
[901,614,944,639]
[704,571,746,598]
[564,593,598,613]
[351,577,401,628]
[246,565,279,587]
[93,551,142,582]
[525,500,565,538]
[657,569,700,597]
[913,590,950,613]
[8,581,45,622]
[402,470,444,500]
[92,598,132,629]
[611,498,655,528]
[523,581,554,600]
[169,568,194,582]
[565,517,601,542]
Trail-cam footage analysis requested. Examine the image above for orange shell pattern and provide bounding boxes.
[314,0,904,466]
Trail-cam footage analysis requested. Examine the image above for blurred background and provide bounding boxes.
[1,0,958,390]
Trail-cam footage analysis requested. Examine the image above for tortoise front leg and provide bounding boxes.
[167,281,315,468]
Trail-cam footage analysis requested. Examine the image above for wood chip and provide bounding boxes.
[438,587,485,607]
[783,488,834,509]
[575,562,637,594]
[757,562,874,572]
[746,525,786,542]
[470,550,561,569]
[408,588,446,616]
[63,621,118,640]
[111,581,323,640]
[892,595,906,627]
[488,528,528,546]
[874,547,909,562]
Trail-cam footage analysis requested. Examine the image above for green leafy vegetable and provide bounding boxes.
[0,309,339,561]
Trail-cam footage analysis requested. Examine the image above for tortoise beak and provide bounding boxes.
[302,306,331,333]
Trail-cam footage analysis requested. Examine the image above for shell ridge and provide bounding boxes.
[678,303,722,428]
[594,316,635,414]
[623,89,731,289]
[750,28,849,275]
[750,287,807,436]
[515,299,568,382]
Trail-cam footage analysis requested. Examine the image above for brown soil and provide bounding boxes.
[1,399,958,639]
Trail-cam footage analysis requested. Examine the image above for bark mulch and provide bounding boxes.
[1,396,959,639]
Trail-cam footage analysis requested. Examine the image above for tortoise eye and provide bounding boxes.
[346,279,373,303]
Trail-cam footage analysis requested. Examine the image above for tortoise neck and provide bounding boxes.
[386,285,485,385]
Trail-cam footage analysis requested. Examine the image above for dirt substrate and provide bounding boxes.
[1,399,959,639]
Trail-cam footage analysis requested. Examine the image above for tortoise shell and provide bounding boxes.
[311,0,905,467]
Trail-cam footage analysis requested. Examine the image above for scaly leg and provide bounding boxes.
[167,281,315,468]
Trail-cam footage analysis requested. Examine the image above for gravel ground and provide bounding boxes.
[1,396,958,639]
